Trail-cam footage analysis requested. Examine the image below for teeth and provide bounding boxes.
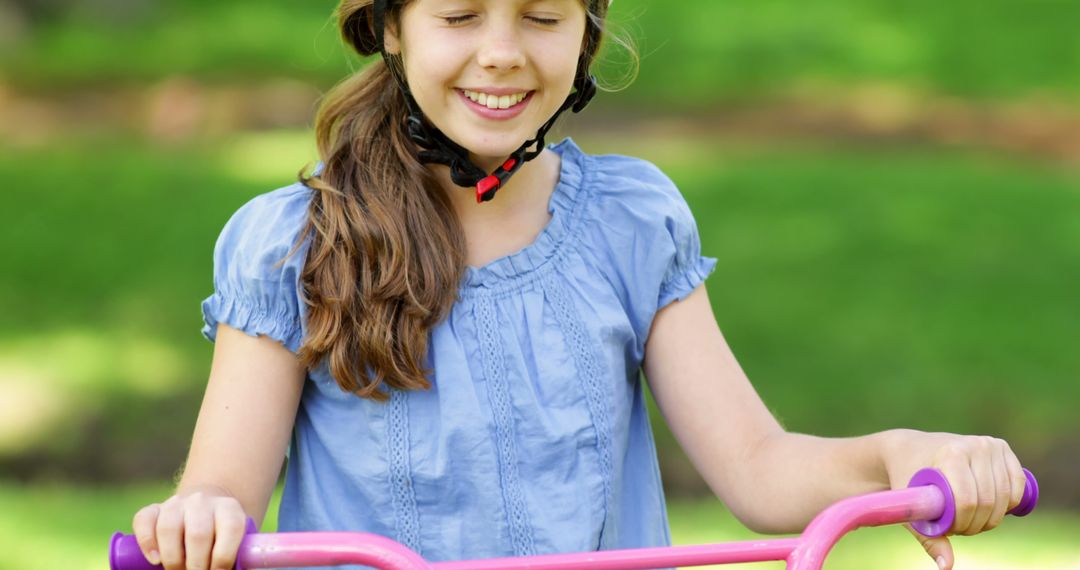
[463,89,528,109]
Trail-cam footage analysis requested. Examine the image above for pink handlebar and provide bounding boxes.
[108,468,1038,570]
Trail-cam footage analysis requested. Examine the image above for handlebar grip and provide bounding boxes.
[109,517,257,570]
[108,533,159,570]
[1010,468,1040,517]
[908,467,1039,537]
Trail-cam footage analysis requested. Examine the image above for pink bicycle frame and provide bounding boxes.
[109,468,1038,570]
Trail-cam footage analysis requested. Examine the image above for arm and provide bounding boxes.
[132,323,306,569]
[642,285,888,533]
[642,284,1025,544]
[177,323,307,525]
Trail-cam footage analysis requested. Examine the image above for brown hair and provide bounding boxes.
[293,0,619,401]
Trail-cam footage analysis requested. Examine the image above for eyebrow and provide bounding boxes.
[520,0,580,7]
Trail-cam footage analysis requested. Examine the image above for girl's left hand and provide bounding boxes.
[880,429,1027,570]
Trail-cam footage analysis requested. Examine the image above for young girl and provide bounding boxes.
[130,1,1026,569]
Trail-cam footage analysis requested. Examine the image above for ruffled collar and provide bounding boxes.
[460,137,586,293]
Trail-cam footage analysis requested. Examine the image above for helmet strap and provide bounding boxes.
[372,0,597,203]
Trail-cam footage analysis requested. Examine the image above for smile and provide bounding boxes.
[460,89,531,110]
[457,89,534,120]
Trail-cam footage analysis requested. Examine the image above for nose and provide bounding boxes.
[475,22,526,71]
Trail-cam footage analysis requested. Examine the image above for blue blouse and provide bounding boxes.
[201,138,717,569]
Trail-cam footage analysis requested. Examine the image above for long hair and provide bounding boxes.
[292,0,617,401]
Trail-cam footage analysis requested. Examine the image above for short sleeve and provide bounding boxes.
[655,180,717,309]
[200,183,313,353]
[583,153,717,350]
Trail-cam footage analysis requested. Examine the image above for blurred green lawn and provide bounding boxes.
[2,130,1076,463]
[3,0,1079,566]
[2,480,1076,570]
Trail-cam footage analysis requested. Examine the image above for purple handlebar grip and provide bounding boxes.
[109,517,257,570]
[908,467,1039,538]
[109,532,158,570]
[1009,468,1039,517]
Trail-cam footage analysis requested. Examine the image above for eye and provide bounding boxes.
[443,14,476,25]
[526,16,561,26]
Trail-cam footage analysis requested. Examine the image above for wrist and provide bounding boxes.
[848,430,896,491]
[176,482,235,499]
[875,428,922,488]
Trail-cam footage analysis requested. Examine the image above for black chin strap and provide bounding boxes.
[374,0,597,203]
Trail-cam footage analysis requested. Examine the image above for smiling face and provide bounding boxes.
[385,0,588,170]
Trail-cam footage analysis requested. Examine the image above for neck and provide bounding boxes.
[433,149,557,223]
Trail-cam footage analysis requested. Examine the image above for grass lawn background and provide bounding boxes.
[2,0,1078,565]
[3,131,1076,462]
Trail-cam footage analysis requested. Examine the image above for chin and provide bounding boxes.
[455,132,534,162]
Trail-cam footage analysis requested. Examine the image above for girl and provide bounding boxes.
[130,1,1026,569]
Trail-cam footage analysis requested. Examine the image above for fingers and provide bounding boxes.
[210,502,249,570]
[906,523,953,570]
[139,492,247,570]
[132,503,163,566]
[184,500,215,570]
[982,440,1013,531]
[156,496,186,570]
[1001,440,1026,511]
[938,435,1023,536]
[941,456,977,534]
[962,437,998,535]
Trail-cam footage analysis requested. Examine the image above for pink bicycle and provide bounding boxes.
[109,467,1038,570]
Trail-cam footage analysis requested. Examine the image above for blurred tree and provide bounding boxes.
[4,0,156,26]
[4,0,68,24]
[0,1,29,46]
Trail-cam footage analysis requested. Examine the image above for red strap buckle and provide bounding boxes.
[476,175,500,203]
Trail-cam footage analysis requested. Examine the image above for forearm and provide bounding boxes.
[719,429,895,534]
[175,451,283,527]
[169,326,304,527]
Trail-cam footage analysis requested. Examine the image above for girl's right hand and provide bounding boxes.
[131,487,249,570]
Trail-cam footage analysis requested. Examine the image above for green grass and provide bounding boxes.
[2,130,1078,474]
[714,149,1079,440]
[586,135,1080,444]
[2,480,1076,570]
[4,0,1080,104]
[0,131,318,464]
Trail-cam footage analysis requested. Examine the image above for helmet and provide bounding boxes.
[346,0,611,203]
